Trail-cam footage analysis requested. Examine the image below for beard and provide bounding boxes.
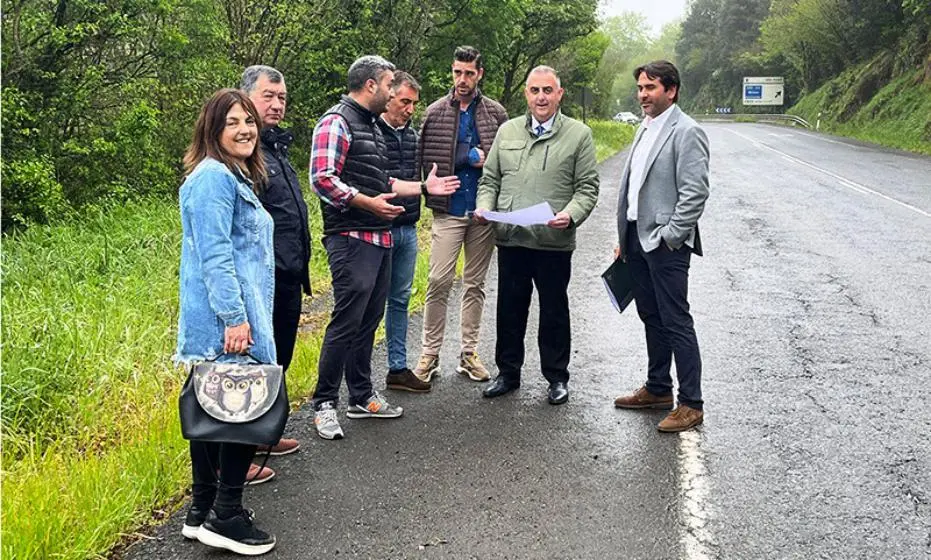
[371,90,391,114]
[456,84,475,98]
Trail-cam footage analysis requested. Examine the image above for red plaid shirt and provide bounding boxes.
[310,113,392,248]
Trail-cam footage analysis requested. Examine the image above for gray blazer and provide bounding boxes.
[617,105,710,257]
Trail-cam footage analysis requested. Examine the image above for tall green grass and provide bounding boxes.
[0,128,631,560]
[790,68,931,155]
[590,120,637,163]
[0,197,328,559]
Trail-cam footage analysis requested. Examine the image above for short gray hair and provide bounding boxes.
[240,65,284,94]
[391,71,421,94]
[526,65,561,88]
[347,55,396,92]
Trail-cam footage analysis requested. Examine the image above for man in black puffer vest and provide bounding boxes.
[375,71,431,394]
[308,55,460,441]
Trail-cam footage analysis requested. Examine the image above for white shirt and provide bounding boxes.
[627,104,675,221]
[531,114,557,136]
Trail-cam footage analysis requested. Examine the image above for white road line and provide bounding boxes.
[790,129,853,146]
[679,430,715,559]
[726,128,931,218]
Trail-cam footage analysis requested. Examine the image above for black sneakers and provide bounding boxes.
[196,508,276,556]
[181,504,209,539]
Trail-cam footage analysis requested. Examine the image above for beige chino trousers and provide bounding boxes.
[421,213,496,356]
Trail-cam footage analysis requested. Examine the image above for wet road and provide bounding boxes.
[125,124,931,559]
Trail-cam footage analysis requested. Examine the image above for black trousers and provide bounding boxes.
[190,441,256,513]
[273,271,304,373]
[312,235,390,408]
[495,246,572,384]
[626,221,703,409]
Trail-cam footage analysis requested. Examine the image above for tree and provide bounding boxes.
[676,0,772,110]
[0,0,603,228]
[1,0,229,227]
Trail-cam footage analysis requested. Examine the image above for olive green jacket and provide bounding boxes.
[476,111,599,251]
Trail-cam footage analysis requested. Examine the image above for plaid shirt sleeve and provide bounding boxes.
[310,114,357,209]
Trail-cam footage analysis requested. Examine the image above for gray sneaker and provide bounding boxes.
[314,402,344,440]
[346,392,403,419]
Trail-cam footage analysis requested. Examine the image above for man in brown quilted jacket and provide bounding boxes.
[415,46,509,386]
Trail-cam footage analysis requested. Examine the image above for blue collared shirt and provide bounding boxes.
[449,100,482,217]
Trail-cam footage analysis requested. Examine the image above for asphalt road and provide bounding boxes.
[125,124,931,559]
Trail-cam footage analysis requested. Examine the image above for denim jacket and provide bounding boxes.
[175,158,277,365]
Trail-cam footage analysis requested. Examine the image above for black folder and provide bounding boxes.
[602,259,635,313]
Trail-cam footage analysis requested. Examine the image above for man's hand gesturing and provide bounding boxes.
[424,163,461,195]
[365,192,405,221]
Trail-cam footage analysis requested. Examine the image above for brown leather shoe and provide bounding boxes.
[657,405,704,432]
[386,368,431,393]
[256,438,300,456]
[235,463,274,486]
[613,386,674,409]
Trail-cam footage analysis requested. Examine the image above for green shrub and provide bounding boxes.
[0,156,70,228]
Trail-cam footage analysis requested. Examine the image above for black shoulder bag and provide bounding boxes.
[179,353,289,446]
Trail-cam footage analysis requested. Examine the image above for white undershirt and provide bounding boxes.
[627,104,674,221]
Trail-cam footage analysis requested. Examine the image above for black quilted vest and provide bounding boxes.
[376,118,421,226]
[320,95,390,234]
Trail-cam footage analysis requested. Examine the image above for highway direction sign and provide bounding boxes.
[743,76,784,106]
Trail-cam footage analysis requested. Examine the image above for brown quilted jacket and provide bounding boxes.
[418,89,508,213]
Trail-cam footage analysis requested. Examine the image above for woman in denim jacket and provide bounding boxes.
[175,88,277,555]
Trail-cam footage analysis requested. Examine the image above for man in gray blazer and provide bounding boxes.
[613,60,710,433]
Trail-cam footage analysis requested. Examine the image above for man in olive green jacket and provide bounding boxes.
[474,65,599,405]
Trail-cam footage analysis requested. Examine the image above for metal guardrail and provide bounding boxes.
[696,113,812,129]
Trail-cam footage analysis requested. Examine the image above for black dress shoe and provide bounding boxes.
[547,381,569,405]
[482,376,520,398]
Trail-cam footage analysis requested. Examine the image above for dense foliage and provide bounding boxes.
[1,0,602,228]
[674,0,931,114]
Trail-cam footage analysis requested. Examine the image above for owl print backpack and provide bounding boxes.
[179,354,289,446]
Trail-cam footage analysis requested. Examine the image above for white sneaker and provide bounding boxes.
[314,402,344,440]
[346,392,404,419]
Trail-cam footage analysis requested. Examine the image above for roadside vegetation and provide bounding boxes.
[590,121,637,162]
[791,67,931,155]
[670,0,930,155]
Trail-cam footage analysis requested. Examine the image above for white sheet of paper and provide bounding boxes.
[482,202,555,226]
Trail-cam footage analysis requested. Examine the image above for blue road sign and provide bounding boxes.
[745,85,762,99]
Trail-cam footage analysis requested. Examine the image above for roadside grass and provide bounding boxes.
[0,197,330,560]
[0,127,630,560]
[589,120,636,162]
[790,68,931,155]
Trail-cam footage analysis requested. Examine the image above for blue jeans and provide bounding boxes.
[385,224,419,371]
